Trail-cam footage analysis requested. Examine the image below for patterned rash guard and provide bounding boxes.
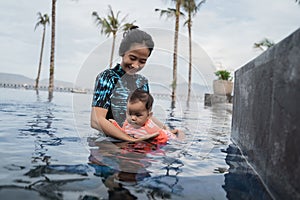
[92,64,149,126]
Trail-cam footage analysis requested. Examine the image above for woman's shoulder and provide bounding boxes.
[98,68,114,77]
[96,69,119,82]
[135,73,148,80]
[133,74,148,85]
[97,64,125,79]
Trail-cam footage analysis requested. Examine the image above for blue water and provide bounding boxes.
[0,88,272,200]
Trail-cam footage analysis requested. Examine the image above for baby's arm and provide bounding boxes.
[152,116,181,134]
[109,119,159,141]
[165,128,185,140]
[173,129,185,140]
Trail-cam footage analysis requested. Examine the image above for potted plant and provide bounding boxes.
[213,70,233,96]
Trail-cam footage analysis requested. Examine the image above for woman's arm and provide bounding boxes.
[91,107,135,141]
[91,107,158,141]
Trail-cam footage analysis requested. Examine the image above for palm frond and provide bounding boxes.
[34,12,50,31]
[182,0,206,16]
[155,8,177,18]
[253,38,275,51]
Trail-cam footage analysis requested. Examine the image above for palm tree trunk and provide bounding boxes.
[35,26,46,90]
[187,10,192,103]
[109,33,116,68]
[49,0,56,100]
[171,0,181,103]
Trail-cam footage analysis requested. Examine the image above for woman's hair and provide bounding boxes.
[127,89,154,110]
[119,26,154,57]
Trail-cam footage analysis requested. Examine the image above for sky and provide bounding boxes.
[0,0,299,89]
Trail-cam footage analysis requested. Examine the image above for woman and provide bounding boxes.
[91,27,164,141]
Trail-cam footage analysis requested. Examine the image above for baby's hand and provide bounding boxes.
[170,129,179,134]
[175,130,185,140]
[169,129,185,140]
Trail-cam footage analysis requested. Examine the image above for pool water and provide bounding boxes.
[0,88,272,200]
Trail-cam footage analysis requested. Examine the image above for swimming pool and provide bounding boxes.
[0,88,272,199]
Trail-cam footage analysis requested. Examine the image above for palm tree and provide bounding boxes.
[48,0,56,100]
[34,12,49,90]
[155,0,185,103]
[182,0,206,102]
[92,5,136,68]
[253,38,275,51]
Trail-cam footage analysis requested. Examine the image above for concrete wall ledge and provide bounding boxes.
[204,93,232,106]
[231,28,300,200]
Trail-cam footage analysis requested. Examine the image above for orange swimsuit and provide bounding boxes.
[111,119,175,144]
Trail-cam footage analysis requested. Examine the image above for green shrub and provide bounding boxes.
[214,70,232,81]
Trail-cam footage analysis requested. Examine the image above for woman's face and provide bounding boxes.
[121,43,150,75]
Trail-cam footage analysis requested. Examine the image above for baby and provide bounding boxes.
[110,89,178,144]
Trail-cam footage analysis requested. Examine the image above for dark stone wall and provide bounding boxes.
[231,28,300,200]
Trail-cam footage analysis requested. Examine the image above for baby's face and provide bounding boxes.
[126,100,151,128]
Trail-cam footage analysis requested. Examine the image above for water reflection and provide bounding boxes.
[10,137,185,199]
[21,164,91,200]
[223,144,273,200]
[48,91,53,102]
[165,100,184,132]
[87,136,186,199]
[87,137,156,199]
[139,155,184,197]
[18,93,60,164]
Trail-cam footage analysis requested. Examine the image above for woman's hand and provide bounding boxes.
[133,132,159,142]
[91,107,137,141]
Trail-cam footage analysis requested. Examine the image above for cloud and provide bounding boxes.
[192,0,300,71]
[0,0,299,84]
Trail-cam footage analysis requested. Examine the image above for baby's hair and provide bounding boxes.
[127,89,154,110]
[119,26,154,57]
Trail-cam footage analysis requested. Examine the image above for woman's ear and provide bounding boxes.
[148,111,153,118]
